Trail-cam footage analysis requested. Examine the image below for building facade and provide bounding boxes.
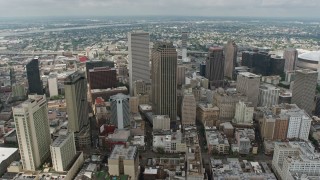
[48,75,58,97]
[128,31,150,95]
[181,92,196,127]
[151,42,177,129]
[224,40,238,80]
[88,67,117,89]
[283,48,298,72]
[110,93,130,129]
[50,133,76,172]
[64,71,89,133]
[108,145,139,180]
[233,101,254,124]
[206,47,225,88]
[236,72,261,107]
[26,57,43,95]
[13,94,51,171]
[292,69,318,115]
[177,65,186,86]
[259,84,280,107]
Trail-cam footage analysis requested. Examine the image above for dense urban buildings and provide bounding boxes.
[128,31,150,95]
[13,94,51,171]
[2,15,320,180]
[26,57,43,95]
[206,47,225,88]
[292,69,317,115]
[151,42,177,129]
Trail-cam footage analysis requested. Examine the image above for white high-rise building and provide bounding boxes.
[13,94,51,171]
[48,75,58,97]
[153,115,170,130]
[233,101,254,124]
[272,142,320,180]
[50,133,76,172]
[286,110,311,141]
[128,31,150,96]
[258,84,280,107]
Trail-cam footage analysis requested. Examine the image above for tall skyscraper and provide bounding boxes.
[283,48,298,72]
[236,72,261,107]
[64,71,89,133]
[26,57,43,95]
[206,47,225,88]
[13,94,51,171]
[152,42,177,129]
[292,69,318,115]
[110,93,130,129]
[181,32,188,62]
[128,31,150,95]
[177,65,186,86]
[224,40,238,79]
[48,75,58,97]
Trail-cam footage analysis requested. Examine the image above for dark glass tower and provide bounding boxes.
[26,57,43,95]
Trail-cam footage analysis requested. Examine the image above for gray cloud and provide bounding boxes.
[0,0,319,18]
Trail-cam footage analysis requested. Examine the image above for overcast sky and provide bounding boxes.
[0,0,319,18]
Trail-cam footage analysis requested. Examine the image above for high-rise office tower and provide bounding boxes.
[292,69,318,115]
[224,40,238,80]
[48,75,58,97]
[181,92,196,127]
[13,94,51,171]
[236,72,261,107]
[200,62,206,77]
[50,133,76,172]
[26,57,43,95]
[128,31,150,95]
[181,32,188,62]
[206,47,225,88]
[177,65,186,86]
[151,42,177,129]
[64,71,89,133]
[259,84,280,107]
[283,48,298,72]
[88,67,117,89]
[110,93,130,129]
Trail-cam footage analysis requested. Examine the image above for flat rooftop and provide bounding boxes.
[51,133,72,147]
[0,147,18,165]
[109,145,137,160]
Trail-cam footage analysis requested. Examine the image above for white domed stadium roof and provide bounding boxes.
[298,51,320,62]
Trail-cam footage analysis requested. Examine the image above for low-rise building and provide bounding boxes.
[108,145,139,180]
[205,127,229,155]
[196,103,219,127]
[153,130,187,153]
